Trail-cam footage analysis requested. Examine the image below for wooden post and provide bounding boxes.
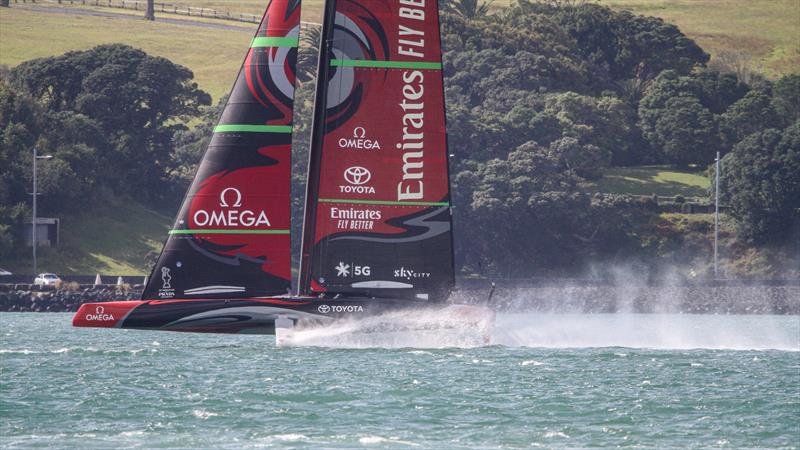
[144,0,154,20]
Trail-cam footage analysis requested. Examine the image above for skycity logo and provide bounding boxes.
[338,127,381,150]
[394,267,431,280]
[193,187,271,228]
[85,305,115,322]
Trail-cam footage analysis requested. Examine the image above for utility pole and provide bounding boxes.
[145,0,155,20]
[714,151,720,279]
[32,148,53,278]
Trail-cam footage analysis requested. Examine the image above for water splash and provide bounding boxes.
[278,306,493,348]
[493,313,800,351]
[281,310,798,351]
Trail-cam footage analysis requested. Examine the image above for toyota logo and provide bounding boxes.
[344,166,371,185]
[96,305,105,314]
[317,305,331,314]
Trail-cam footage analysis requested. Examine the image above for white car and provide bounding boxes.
[34,273,61,285]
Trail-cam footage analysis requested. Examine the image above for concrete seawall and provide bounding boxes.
[1,284,797,315]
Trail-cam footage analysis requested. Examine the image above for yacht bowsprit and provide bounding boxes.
[72,0,494,343]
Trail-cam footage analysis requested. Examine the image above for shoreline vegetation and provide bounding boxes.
[1,1,798,281]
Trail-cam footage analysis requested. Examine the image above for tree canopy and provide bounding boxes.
[1,4,797,277]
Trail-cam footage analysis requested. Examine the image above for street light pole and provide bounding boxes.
[31,149,53,278]
[714,151,720,279]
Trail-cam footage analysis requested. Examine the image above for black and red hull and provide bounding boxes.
[72,297,478,335]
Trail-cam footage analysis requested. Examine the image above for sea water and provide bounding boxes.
[1,313,798,448]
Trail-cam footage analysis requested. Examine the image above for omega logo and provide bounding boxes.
[219,187,242,208]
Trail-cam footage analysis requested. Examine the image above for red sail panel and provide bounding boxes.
[300,0,454,301]
[143,0,301,300]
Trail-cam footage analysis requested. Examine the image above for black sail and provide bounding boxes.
[143,0,302,300]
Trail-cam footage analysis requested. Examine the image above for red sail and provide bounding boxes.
[299,0,454,301]
[143,0,301,300]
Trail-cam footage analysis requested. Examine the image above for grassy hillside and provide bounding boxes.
[5,199,171,276]
[1,0,797,102]
[0,7,250,101]
[583,166,710,198]
[179,0,800,76]
[600,0,799,78]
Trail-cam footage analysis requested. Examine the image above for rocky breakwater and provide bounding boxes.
[0,285,143,312]
[471,285,800,315]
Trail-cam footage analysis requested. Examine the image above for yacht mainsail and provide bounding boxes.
[142,0,302,300]
[298,0,455,302]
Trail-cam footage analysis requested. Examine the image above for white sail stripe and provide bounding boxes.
[184,286,246,295]
[351,281,414,289]
[163,306,329,329]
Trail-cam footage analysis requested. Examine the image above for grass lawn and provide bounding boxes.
[0,7,251,101]
[5,199,171,275]
[1,0,797,95]
[585,166,710,198]
[599,0,800,78]
[178,0,800,76]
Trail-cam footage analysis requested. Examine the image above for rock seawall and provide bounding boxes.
[457,285,799,315]
[1,285,797,315]
[0,287,142,312]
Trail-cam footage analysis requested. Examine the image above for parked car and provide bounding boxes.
[0,268,11,277]
[34,273,62,285]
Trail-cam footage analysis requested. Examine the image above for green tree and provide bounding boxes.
[443,0,493,19]
[772,74,800,126]
[169,95,227,199]
[11,44,210,200]
[0,78,105,257]
[453,141,647,276]
[720,122,800,244]
[720,89,779,150]
[638,71,731,166]
[654,95,718,167]
[297,25,321,84]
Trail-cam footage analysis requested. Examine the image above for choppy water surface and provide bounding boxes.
[1,313,798,448]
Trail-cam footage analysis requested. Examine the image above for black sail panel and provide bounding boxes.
[143,0,302,300]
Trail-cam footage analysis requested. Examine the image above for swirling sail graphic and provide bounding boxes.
[143,0,302,300]
[299,0,455,302]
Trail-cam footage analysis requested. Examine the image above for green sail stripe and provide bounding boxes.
[214,124,293,133]
[330,59,442,70]
[319,198,450,207]
[250,36,299,48]
[169,229,290,235]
